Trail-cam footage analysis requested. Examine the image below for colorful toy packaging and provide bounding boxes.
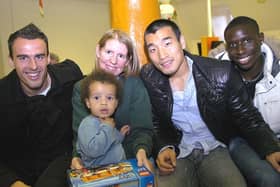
[67,159,154,187]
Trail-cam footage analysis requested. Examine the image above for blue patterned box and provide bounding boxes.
[67,159,154,187]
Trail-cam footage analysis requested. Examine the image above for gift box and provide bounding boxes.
[67,159,154,187]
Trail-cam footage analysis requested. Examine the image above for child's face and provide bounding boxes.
[85,81,118,118]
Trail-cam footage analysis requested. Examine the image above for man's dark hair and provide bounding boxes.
[224,16,260,38]
[80,69,122,104]
[144,19,181,46]
[8,23,49,59]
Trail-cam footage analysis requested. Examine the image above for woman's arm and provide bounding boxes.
[72,80,89,157]
[122,77,154,158]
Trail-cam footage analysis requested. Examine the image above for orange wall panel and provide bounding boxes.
[111,0,160,65]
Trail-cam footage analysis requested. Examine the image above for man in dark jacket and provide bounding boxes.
[140,19,280,187]
[0,23,83,187]
[217,16,280,187]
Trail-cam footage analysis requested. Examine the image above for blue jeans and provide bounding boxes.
[156,147,246,187]
[229,137,280,187]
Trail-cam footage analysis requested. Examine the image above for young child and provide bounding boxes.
[77,70,130,168]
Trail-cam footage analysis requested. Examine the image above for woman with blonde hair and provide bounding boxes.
[71,29,154,171]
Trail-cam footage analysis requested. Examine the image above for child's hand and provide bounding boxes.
[100,117,115,128]
[71,157,84,170]
[11,181,31,187]
[120,125,130,136]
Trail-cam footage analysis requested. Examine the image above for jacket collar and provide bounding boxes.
[261,43,275,75]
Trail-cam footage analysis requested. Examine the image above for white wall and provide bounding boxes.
[0,0,110,77]
[1,0,279,77]
[173,0,280,54]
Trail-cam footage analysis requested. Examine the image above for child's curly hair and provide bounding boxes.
[80,69,122,104]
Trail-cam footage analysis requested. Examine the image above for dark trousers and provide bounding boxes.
[34,155,71,187]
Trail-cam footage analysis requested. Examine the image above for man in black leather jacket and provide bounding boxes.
[140,19,280,187]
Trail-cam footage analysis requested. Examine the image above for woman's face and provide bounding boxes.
[96,39,129,76]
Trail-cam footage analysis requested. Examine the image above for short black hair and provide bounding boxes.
[80,69,122,104]
[8,23,49,59]
[224,16,260,38]
[144,19,181,46]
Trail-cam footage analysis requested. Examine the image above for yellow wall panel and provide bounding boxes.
[111,0,160,65]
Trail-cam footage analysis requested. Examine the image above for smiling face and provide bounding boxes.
[96,39,129,76]
[225,24,264,72]
[9,38,50,96]
[85,81,118,119]
[145,26,187,78]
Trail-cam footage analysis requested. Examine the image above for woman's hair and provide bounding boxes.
[95,29,140,76]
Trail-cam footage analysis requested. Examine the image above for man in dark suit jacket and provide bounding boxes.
[0,23,83,187]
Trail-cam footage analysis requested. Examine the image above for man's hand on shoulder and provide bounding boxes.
[11,181,30,187]
[156,148,176,175]
[266,151,280,172]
